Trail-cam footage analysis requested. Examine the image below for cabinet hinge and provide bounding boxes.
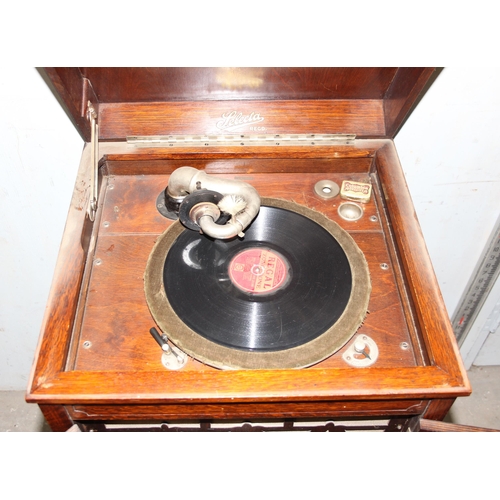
[127,133,356,148]
[86,101,99,222]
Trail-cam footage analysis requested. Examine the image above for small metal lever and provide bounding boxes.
[149,327,168,350]
[342,334,379,367]
[149,327,188,370]
[353,340,371,359]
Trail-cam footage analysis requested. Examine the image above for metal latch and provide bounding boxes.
[87,101,99,221]
[127,133,356,148]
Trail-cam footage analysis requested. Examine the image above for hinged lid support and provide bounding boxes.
[87,101,99,221]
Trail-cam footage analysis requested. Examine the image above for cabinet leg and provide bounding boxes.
[39,404,74,432]
[422,398,456,420]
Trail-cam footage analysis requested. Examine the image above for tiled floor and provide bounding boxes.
[2,365,499,431]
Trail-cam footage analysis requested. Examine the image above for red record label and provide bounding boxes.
[229,247,289,295]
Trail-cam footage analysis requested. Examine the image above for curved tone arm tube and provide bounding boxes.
[167,167,261,239]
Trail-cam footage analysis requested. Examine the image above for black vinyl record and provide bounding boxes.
[163,205,352,352]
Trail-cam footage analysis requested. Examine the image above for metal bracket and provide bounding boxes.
[161,344,188,371]
[86,101,99,222]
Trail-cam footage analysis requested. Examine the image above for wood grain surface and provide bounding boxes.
[69,171,415,374]
[27,67,470,431]
[26,140,469,430]
[98,100,385,139]
[80,68,400,102]
[40,67,438,141]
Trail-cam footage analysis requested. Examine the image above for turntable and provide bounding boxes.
[27,68,471,431]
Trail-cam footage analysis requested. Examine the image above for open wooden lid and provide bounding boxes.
[40,67,439,142]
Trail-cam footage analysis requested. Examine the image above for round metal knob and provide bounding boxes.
[354,340,367,353]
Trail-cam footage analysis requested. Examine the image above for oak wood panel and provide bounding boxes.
[96,141,383,163]
[422,398,457,420]
[103,157,374,176]
[39,404,74,432]
[69,399,427,422]
[376,142,470,390]
[98,172,379,235]
[81,67,399,102]
[70,231,415,373]
[70,169,415,372]
[371,172,427,366]
[384,68,438,137]
[98,100,385,140]
[26,145,92,392]
[101,147,379,164]
[40,67,436,143]
[28,366,468,404]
